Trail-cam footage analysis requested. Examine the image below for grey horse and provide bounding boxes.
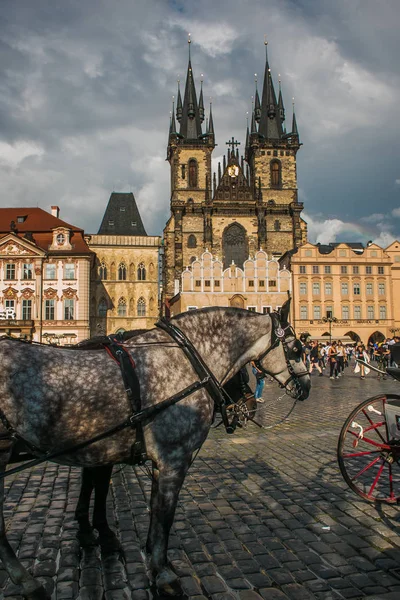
[0,303,310,599]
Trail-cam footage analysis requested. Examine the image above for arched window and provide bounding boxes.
[118,297,127,316]
[118,263,127,281]
[99,262,107,280]
[137,262,146,281]
[270,160,281,187]
[222,223,247,269]
[188,234,197,248]
[98,298,108,317]
[188,159,198,188]
[137,297,146,317]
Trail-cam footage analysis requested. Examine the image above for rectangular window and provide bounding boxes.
[45,299,55,320]
[22,299,32,320]
[5,264,15,280]
[342,305,349,320]
[353,266,359,274]
[204,280,210,287]
[324,266,331,274]
[64,263,75,280]
[354,305,361,320]
[259,280,265,287]
[378,266,384,274]
[195,280,201,287]
[312,265,319,274]
[45,264,56,280]
[313,305,321,319]
[353,283,360,295]
[22,263,33,280]
[248,280,254,287]
[366,282,373,295]
[64,299,74,320]
[325,282,332,295]
[312,282,320,295]
[341,266,347,274]
[367,305,374,319]
[299,266,306,274]
[341,282,348,295]
[325,306,333,318]
[262,306,272,314]
[299,282,307,295]
[5,300,15,315]
[366,266,372,274]
[380,305,387,319]
[300,305,308,319]
[214,280,220,287]
[378,283,385,295]
[247,306,256,312]
[269,280,277,287]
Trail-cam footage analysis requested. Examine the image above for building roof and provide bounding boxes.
[0,207,91,255]
[97,192,147,236]
[317,242,365,255]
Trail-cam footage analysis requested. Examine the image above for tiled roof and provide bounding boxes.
[97,193,147,236]
[0,207,91,255]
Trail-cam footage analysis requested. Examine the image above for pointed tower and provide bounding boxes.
[245,41,306,255]
[164,37,216,301]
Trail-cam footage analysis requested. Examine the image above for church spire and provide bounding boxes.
[258,40,284,140]
[291,98,299,138]
[179,36,203,139]
[169,98,177,135]
[278,75,285,122]
[176,80,183,122]
[207,101,214,135]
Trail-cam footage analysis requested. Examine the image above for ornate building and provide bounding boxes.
[163,42,307,306]
[88,192,161,334]
[169,249,291,316]
[0,206,92,343]
[282,241,400,345]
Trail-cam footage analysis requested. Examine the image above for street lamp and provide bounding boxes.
[322,313,338,344]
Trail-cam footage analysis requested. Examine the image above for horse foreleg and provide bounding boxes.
[92,464,121,554]
[0,443,49,599]
[147,461,189,595]
[75,467,97,547]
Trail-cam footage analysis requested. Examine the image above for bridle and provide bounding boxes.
[253,312,309,400]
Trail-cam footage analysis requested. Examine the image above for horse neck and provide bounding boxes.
[172,309,272,381]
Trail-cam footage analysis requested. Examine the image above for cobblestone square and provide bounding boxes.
[2,366,400,599]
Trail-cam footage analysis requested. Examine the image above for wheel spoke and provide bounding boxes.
[351,455,381,482]
[347,430,390,450]
[367,460,386,497]
[342,449,381,458]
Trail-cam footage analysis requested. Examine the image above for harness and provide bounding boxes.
[0,313,306,479]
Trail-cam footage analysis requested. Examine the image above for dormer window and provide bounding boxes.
[57,233,65,245]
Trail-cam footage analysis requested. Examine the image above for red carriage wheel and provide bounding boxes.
[337,394,400,503]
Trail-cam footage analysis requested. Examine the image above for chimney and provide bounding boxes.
[51,206,60,218]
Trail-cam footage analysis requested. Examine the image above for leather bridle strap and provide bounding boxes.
[155,318,233,432]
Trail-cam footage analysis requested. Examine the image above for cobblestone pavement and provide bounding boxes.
[2,364,400,599]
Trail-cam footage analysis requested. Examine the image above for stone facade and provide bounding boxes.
[163,46,307,308]
[0,207,92,344]
[87,234,161,334]
[169,249,291,316]
[283,241,400,344]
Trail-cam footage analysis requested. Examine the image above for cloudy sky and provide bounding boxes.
[1,0,399,246]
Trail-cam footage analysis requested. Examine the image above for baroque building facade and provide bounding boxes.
[163,43,307,308]
[87,192,161,334]
[0,207,92,343]
[169,249,291,315]
[282,241,400,344]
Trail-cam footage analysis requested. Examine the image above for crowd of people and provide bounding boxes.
[302,336,400,381]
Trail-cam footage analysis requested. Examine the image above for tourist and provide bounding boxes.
[354,344,370,379]
[328,341,339,379]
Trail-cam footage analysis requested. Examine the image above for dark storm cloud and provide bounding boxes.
[0,0,399,244]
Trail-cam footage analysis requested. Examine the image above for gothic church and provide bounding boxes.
[163,43,307,302]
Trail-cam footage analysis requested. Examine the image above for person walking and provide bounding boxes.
[354,343,370,379]
[309,340,323,376]
[328,341,339,379]
[251,361,265,403]
[336,341,345,376]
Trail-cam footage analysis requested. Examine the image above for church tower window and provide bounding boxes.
[187,234,197,248]
[188,159,198,188]
[99,262,107,280]
[274,220,281,231]
[222,223,247,270]
[271,160,281,187]
[118,263,127,280]
[117,297,127,316]
[137,263,146,281]
[137,297,146,316]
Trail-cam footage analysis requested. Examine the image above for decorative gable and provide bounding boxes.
[49,227,72,251]
[213,156,252,203]
[0,233,44,258]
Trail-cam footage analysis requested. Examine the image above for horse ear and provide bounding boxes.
[279,295,291,324]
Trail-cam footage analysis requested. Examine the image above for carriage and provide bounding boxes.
[337,343,400,503]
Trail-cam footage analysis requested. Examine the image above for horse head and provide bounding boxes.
[255,298,311,401]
